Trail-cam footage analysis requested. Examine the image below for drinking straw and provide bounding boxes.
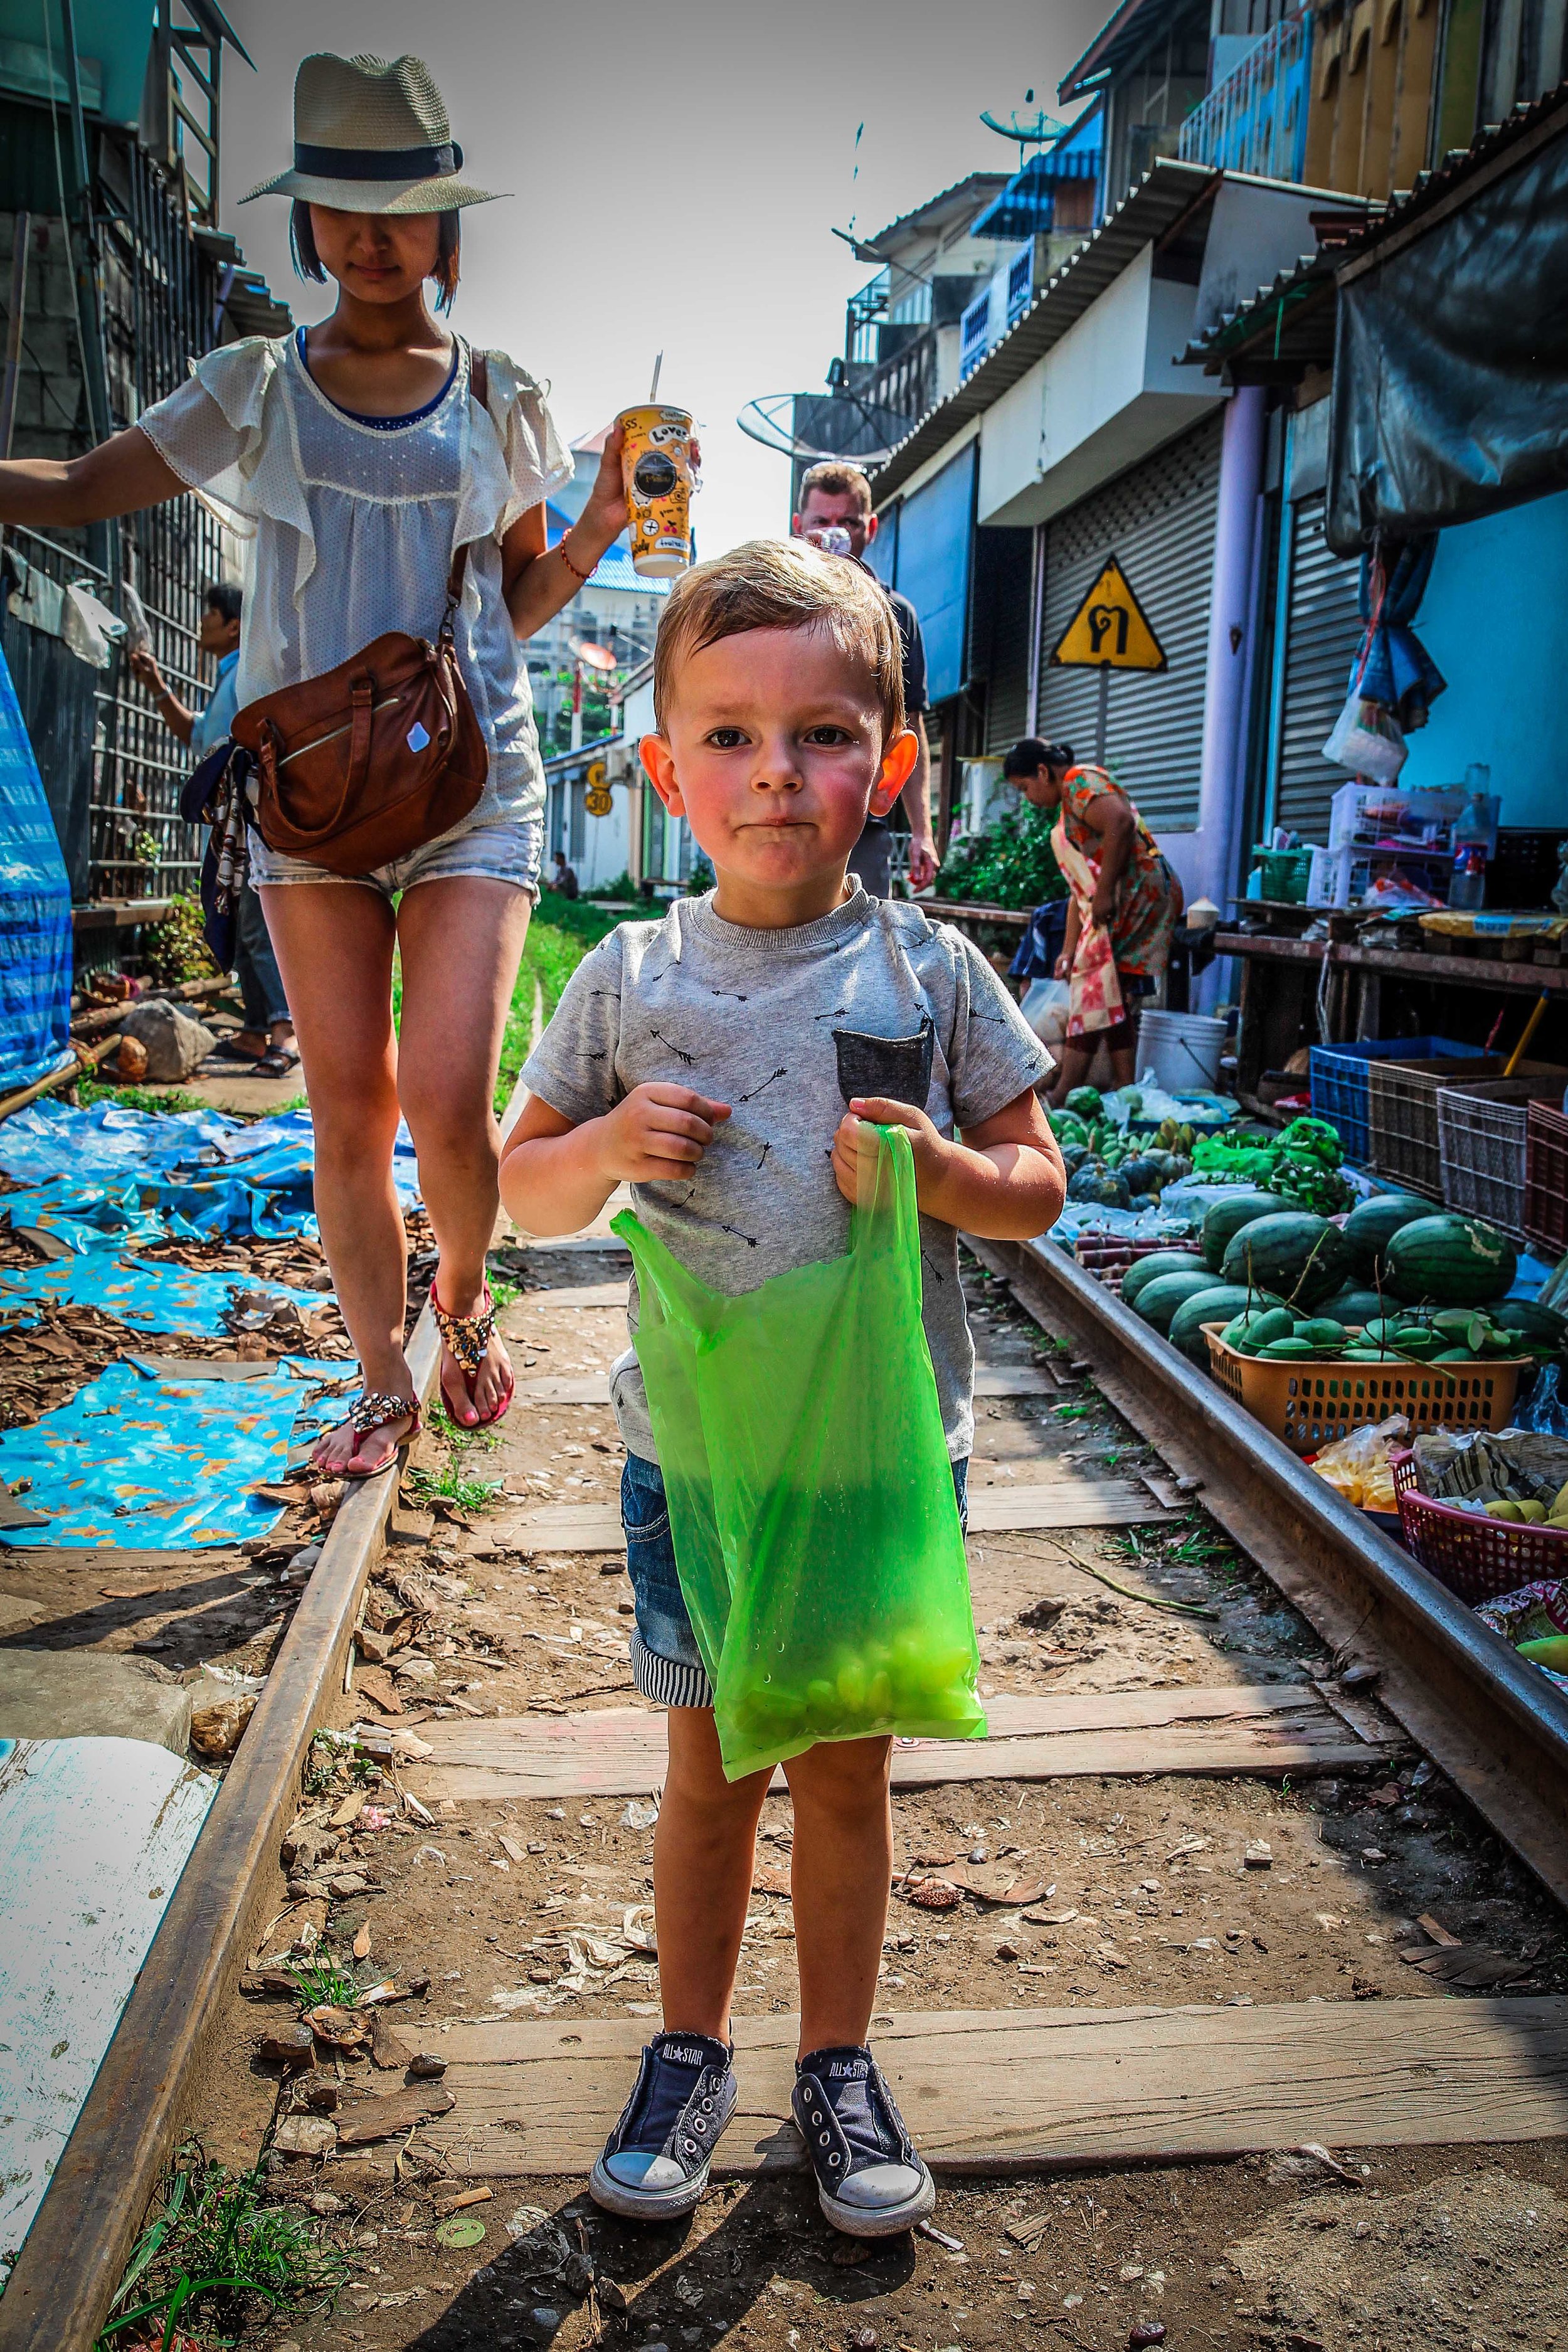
[649,352,662,401]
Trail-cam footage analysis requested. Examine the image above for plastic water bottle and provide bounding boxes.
[1448,844,1486,910]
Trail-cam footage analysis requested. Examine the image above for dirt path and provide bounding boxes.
[198,1246,1568,2352]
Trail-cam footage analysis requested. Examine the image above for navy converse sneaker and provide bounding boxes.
[590,2031,738,2220]
[792,2045,936,2237]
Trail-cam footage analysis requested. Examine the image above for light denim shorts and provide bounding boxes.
[250,808,543,901]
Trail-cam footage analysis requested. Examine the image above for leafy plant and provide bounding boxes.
[141,895,218,990]
[494,897,622,1113]
[97,2147,346,2349]
[408,1459,503,1513]
[585,868,639,902]
[935,804,1067,910]
[686,851,715,896]
[286,1952,362,2009]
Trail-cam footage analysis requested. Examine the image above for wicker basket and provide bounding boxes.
[1202,1323,1532,1455]
[1367,1056,1504,1194]
[1392,1448,1568,1604]
[1436,1074,1568,1242]
[1525,1099,1568,1259]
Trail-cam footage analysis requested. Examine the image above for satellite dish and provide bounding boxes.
[737,388,917,467]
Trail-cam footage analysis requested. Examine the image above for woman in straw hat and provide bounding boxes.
[0,53,643,1475]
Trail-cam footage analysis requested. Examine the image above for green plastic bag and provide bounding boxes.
[613,1123,985,1780]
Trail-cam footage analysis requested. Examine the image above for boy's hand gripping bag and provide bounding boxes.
[614,1123,984,1779]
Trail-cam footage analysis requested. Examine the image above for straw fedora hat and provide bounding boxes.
[241,51,506,215]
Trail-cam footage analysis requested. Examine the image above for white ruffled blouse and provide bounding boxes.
[139,333,573,825]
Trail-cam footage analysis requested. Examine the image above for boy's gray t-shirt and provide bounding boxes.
[519,887,1054,1465]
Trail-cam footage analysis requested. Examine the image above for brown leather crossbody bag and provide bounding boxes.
[230,349,491,876]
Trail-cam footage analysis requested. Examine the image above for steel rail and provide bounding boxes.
[0,1311,441,2352]
[0,1019,543,2352]
[967,1233,1568,1912]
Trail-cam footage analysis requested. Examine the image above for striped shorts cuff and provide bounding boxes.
[630,1629,713,1710]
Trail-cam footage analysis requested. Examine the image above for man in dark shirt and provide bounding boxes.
[792,461,935,897]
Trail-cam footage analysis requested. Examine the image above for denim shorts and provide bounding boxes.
[250,808,543,901]
[621,1450,970,1710]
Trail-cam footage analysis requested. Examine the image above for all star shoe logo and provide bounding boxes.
[826,2058,869,2079]
[662,2044,709,2069]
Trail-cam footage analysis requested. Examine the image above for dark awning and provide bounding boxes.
[1325,101,1568,553]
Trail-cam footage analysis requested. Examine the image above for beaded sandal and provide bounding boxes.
[432,1283,515,1428]
[312,1389,421,1480]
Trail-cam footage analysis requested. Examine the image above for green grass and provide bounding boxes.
[75,1079,195,1117]
[97,2146,346,2348]
[407,1458,503,1513]
[285,1954,364,2010]
[494,889,622,1116]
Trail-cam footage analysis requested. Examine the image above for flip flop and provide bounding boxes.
[312,1391,421,1480]
[254,1047,301,1079]
[432,1283,515,1429]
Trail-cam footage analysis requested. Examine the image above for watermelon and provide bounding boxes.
[1495,1300,1568,1346]
[1221,1212,1352,1308]
[1341,1192,1436,1279]
[1320,1285,1385,1327]
[1134,1269,1226,1334]
[1120,1251,1204,1306]
[1199,1190,1281,1274]
[1167,1284,1270,1362]
[1384,1214,1517,1307]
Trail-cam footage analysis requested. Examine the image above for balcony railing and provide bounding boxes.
[1177,8,1311,183]
[960,285,993,377]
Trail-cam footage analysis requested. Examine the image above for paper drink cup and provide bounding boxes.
[617,405,693,578]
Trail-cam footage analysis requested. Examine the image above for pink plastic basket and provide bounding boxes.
[1391,1448,1568,1604]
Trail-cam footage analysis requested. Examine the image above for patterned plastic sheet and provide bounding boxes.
[0,1248,320,1338]
[0,1102,420,1235]
[0,1355,357,1549]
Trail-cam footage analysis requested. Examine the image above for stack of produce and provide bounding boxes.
[1048,1086,1194,1209]
[1191,1115,1352,1214]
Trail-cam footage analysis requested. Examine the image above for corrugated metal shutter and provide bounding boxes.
[1035,412,1223,832]
[1274,492,1362,841]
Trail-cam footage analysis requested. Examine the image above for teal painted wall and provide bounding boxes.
[1399,489,1568,828]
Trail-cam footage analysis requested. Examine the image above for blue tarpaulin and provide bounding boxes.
[0,642,72,1094]
[0,1101,421,1234]
[0,1246,326,1338]
[0,1355,356,1549]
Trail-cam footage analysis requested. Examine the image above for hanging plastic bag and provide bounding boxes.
[1019,976,1071,1046]
[1323,687,1407,782]
[615,1123,984,1781]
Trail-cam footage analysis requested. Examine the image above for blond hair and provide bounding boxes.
[797,460,873,516]
[652,538,904,740]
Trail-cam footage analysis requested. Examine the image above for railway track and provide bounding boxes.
[4,1217,1568,2350]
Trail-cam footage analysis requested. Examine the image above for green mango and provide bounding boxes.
[1261,1336,1322,1359]
[1295,1317,1348,1349]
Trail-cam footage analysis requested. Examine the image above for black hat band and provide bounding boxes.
[292,139,464,181]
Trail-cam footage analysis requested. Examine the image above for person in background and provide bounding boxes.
[129,584,299,1079]
[791,462,935,898]
[551,848,580,899]
[1002,738,1182,1102]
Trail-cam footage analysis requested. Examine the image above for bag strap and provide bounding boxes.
[440,347,490,633]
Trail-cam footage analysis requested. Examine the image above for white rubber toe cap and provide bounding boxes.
[835,2161,928,2210]
[603,2149,690,2191]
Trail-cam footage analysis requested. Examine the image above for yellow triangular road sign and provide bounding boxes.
[1050,556,1166,671]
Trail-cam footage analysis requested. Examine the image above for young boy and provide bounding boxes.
[501,539,1064,2237]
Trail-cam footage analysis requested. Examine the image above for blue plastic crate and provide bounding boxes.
[1309,1036,1488,1167]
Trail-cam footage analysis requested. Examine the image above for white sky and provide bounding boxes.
[220,0,1103,558]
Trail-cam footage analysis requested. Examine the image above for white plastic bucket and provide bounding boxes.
[1134,1009,1227,1092]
